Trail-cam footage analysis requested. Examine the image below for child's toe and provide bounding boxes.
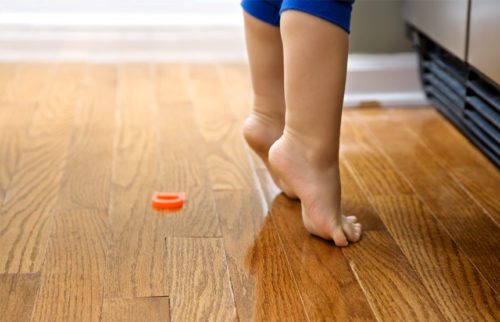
[332,227,349,247]
[343,220,362,242]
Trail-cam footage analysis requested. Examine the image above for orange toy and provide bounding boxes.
[152,192,186,209]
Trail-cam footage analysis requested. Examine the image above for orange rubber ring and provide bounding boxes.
[152,192,186,209]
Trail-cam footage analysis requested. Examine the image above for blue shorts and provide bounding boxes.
[241,0,355,33]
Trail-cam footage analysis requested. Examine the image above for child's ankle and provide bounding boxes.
[282,130,340,170]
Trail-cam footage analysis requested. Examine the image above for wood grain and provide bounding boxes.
[155,64,222,236]
[155,63,191,105]
[57,65,117,210]
[342,118,499,320]
[0,273,40,322]
[339,161,386,231]
[0,104,35,205]
[156,101,210,169]
[350,108,500,223]
[269,194,376,321]
[357,117,500,291]
[1,64,53,104]
[394,108,500,223]
[369,196,499,321]
[31,209,108,322]
[102,297,170,322]
[104,64,167,298]
[340,123,414,197]
[188,64,256,190]
[214,190,308,321]
[165,237,237,321]
[155,64,212,188]
[219,64,252,124]
[351,108,500,224]
[1,64,498,321]
[155,100,211,190]
[343,231,445,321]
[105,64,220,301]
[0,65,49,205]
[29,65,116,322]
[0,64,84,273]
[0,64,18,98]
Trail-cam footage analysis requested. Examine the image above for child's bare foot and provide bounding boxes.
[243,110,297,198]
[269,132,362,246]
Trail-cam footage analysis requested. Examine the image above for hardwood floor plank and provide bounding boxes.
[57,65,117,210]
[201,122,257,190]
[339,161,386,231]
[155,99,211,189]
[269,194,376,321]
[0,64,84,273]
[342,231,445,321]
[219,64,252,123]
[353,108,500,223]
[342,120,499,320]
[0,64,18,98]
[104,205,168,299]
[155,64,222,236]
[105,64,167,298]
[156,101,210,167]
[165,237,237,321]
[31,209,107,322]
[0,104,35,205]
[357,117,500,291]
[340,123,414,197]
[105,64,220,300]
[102,297,170,322]
[28,65,116,322]
[1,64,54,105]
[155,64,212,187]
[395,108,500,223]
[156,63,191,105]
[370,196,498,321]
[215,190,308,321]
[188,64,256,190]
[451,167,500,223]
[0,64,52,206]
[0,273,40,322]
[2,63,497,321]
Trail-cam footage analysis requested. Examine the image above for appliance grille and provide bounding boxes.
[410,28,500,167]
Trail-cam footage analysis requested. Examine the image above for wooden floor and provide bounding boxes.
[0,63,498,322]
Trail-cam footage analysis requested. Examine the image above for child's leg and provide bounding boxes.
[269,10,361,246]
[242,11,296,197]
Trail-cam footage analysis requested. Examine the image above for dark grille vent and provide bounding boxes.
[410,27,500,167]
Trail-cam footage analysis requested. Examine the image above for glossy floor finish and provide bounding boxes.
[0,63,498,322]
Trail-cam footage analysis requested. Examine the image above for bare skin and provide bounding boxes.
[242,12,296,198]
[243,10,362,246]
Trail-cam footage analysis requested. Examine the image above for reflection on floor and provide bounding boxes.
[0,63,498,321]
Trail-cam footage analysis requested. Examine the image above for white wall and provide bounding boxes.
[0,0,239,14]
[0,0,242,26]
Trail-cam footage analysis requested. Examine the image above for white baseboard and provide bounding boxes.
[0,26,247,62]
[0,15,427,106]
[344,53,427,107]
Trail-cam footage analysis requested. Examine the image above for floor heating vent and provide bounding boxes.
[410,29,500,167]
